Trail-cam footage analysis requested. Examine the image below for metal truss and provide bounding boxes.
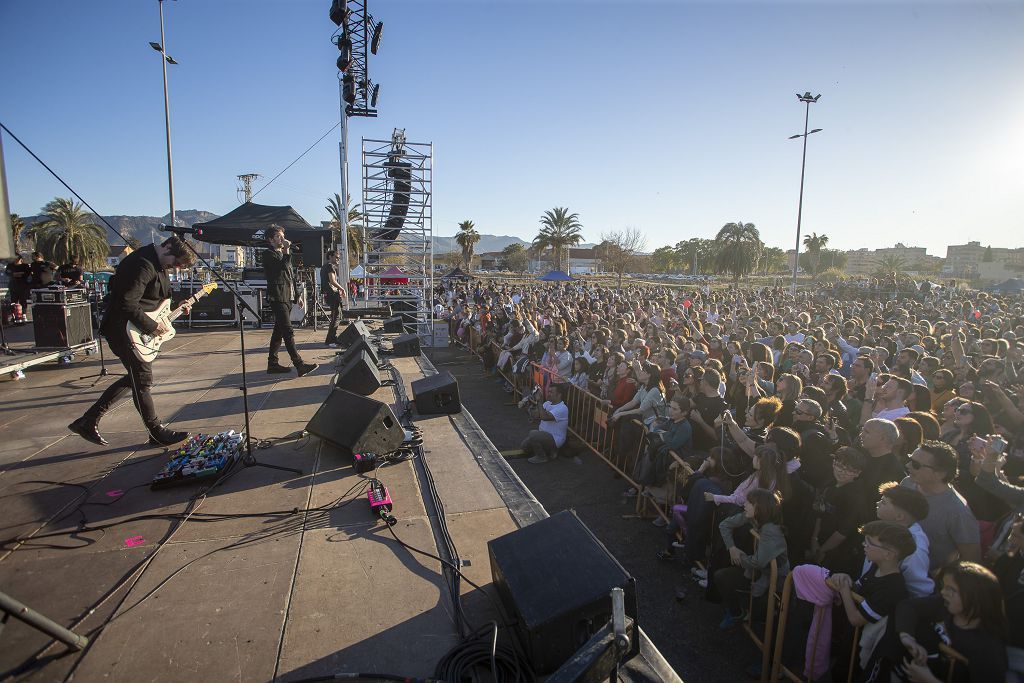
[333,0,377,118]
[361,129,433,340]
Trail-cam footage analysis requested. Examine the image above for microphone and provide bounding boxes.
[160,224,200,236]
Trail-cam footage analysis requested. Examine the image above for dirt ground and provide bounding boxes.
[426,345,756,683]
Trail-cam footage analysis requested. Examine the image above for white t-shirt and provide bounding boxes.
[540,400,569,447]
[874,405,910,420]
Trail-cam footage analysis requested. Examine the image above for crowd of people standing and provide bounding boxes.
[440,275,1024,682]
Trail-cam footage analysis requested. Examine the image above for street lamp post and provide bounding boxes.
[150,0,178,231]
[789,91,822,295]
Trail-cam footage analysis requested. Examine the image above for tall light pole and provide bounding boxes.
[789,91,821,295]
[150,0,178,230]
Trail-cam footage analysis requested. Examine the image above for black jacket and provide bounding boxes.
[263,247,295,303]
[100,245,169,338]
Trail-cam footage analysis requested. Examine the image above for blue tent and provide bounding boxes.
[538,270,573,281]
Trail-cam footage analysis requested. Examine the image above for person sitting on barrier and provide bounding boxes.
[520,382,569,465]
[713,487,790,631]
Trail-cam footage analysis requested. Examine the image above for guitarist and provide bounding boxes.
[68,235,195,447]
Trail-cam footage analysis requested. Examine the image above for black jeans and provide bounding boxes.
[325,293,342,343]
[268,301,302,365]
[85,335,160,429]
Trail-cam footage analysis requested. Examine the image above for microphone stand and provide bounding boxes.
[79,291,123,386]
[165,228,301,477]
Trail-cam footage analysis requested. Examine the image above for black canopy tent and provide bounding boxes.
[192,202,331,249]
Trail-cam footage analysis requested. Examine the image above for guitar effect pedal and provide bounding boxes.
[368,480,396,526]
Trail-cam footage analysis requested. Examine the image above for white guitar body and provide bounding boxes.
[126,284,217,362]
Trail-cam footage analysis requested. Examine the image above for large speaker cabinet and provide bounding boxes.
[33,302,94,348]
[306,389,404,455]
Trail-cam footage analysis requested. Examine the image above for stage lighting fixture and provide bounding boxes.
[371,21,383,54]
[371,83,380,107]
[343,74,357,105]
[336,36,353,72]
[165,55,178,65]
[329,0,348,27]
[149,41,163,52]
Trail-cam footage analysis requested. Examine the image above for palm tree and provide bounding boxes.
[326,193,364,266]
[874,253,909,277]
[533,207,583,272]
[455,220,480,271]
[31,198,109,270]
[802,232,829,276]
[9,213,25,251]
[713,221,763,284]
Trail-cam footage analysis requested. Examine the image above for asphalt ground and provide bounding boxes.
[425,344,756,683]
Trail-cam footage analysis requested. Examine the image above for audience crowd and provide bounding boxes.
[439,276,1024,683]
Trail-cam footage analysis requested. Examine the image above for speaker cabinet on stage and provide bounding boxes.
[411,372,461,415]
[334,350,382,396]
[391,333,420,357]
[487,510,639,674]
[32,302,94,349]
[337,320,370,348]
[382,316,405,333]
[306,389,404,455]
[335,336,380,367]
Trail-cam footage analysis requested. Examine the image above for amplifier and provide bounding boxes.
[33,302,94,349]
[32,287,88,305]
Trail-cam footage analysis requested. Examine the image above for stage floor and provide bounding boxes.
[0,324,678,682]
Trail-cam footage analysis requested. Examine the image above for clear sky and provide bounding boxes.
[2,0,1023,256]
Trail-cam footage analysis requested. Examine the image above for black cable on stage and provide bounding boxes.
[250,122,341,201]
[0,122,135,246]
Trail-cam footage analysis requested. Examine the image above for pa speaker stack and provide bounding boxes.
[334,350,382,396]
[487,510,639,674]
[411,372,461,415]
[306,389,404,455]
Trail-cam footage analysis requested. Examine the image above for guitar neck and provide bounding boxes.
[167,290,209,323]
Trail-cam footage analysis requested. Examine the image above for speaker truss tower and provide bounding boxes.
[361,129,432,341]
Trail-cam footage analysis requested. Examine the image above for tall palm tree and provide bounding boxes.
[802,232,829,276]
[713,221,763,284]
[533,207,583,272]
[326,193,364,266]
[874,253,909,277]
[455,220,480,271]
[9,213,25,252]
[31,198,109,270]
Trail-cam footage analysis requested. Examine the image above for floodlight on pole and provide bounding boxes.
[153,0,178,229]
[789,91,821,295]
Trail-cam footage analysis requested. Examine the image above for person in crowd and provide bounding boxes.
[808,447,870,572]
[4,253,30,323]
[894,416,924,460]
[859,418,908,496]
[901,441,982,570]
[57,257,84,287]
[28,251,56,287]
[611,360,664,428]
[520,383,569,465]
[873,482,934,597]
[792,398,836,491]
[689,368,729,452]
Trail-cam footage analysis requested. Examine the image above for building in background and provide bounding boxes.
[107,244,133,268]
[944,241,1024,280]
[567,247,599,275]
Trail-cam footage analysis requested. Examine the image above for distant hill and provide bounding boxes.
[21,210,220,246]
[432,234,596,254]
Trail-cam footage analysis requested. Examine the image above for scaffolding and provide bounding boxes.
[361,129,433,342]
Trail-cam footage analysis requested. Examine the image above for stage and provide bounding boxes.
[0,324,679,682]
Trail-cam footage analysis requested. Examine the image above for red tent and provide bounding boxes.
[377,265,409,285]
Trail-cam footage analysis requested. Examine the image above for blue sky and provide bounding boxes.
[2,0,1022,256]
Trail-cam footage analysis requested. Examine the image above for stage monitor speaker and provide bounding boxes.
[337,320,370,348]
[334,350,382,396]
[487,510,639,674]
[306,388,404,455]
[382,316,404,333]
[33,302,94,349]
[335,336,380,367]
[411,372,461,415]
[391,333,420,357]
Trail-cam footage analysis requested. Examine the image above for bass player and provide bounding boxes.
[68,235,196,447]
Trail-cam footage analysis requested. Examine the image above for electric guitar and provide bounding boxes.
[126,283,218,362]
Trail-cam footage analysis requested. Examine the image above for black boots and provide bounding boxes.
[148,424,190,447]
[68,416,108,446]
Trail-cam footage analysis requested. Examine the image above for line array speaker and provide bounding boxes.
[334,350,382,396]
[411,372,461,415]
[306,389,404,455]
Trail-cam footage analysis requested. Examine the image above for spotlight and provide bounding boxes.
[342,73,357,105]
[329,0,348,27]
[149,41,163,52]
[165,55,178,65]
[371,83,380,107]
[371,21,383,54]
[336,36,353,72]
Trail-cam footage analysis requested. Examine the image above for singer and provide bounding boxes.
[264,224,317,377]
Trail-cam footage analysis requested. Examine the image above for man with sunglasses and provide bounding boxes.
[901,441,981,570]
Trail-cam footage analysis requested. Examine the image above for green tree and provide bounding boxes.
[799,248,847,277]
[673,237,719,275]
[873,253,909,277]
[713,221,763,283]
[802,231,829,276]
[455,220,481,271]
[501,242,529,273]
[761,246,788,275]
[31,198,109,270]
[650,245,679,273]
[533,207,583,272]
[326,193,364,266]
[10,213,25,252]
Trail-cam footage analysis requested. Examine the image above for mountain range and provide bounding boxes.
[20,210,592,253]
